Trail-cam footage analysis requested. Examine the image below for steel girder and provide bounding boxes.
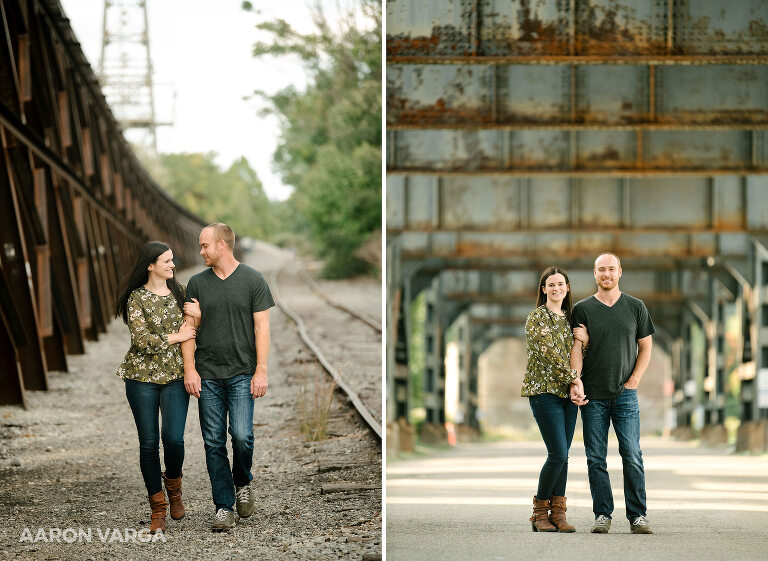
[387,0,768,174]
[387,176,768,234]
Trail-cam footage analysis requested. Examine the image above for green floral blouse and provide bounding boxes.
[520,306,578,399]
[116,286,186,384]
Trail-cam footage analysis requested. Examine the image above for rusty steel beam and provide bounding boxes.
[408,257,738,273]
[386,55,768,66]
[387,168,768,177]
[387,127,764,173]
[0,265,26,407]
[390,226,768,234]
[388,123,768,131]
[0,0,206,407]
[396,230,741,260]
[1,128,50,393]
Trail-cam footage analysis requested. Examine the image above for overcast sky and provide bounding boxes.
[60,0,347,201]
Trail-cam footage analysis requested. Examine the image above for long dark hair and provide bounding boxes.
[114,241,185,324]
[535,266,573,320]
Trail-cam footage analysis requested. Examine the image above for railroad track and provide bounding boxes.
[269,264,382,441]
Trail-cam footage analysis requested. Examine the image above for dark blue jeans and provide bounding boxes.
[581,388,647,521]
[198,374,255,512]
[124,378,189,496]
[529,393,578,500]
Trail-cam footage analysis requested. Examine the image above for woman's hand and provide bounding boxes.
[168,320,196,344]
[573,323,589,346]
[183,298,201,319]
[570,377,589,406]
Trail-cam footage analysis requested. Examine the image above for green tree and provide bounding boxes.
[157,152,276,242]
[246,0,381,277]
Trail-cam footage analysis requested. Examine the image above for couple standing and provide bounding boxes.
[114,223,275,533]
[521,252,654,534]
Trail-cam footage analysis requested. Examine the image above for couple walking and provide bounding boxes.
[114,222,275,533]
[522,252,654,534]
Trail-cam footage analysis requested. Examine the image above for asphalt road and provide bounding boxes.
[386,437,768,561]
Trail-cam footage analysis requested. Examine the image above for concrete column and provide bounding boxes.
[736,239,768,452]
[422,278,446,429]
[451,313,471,426]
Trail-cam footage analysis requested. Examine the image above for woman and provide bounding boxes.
[521,266,588,532]
[115,241,196,534]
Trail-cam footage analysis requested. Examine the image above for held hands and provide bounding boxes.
[184,368,201,398]
[573,323,589,346]
[251,365,268,399]
[183,298,201,319]
[570,377,589,406]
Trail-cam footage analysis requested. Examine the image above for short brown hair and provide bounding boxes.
[594,252,621,269]
[205,223,235,250]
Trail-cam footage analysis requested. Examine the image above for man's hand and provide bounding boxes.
[572,323,589,346]
[623,376,639,390]
[570,377,589,406]
[184,369,201,398]
[251,365,268,399]
[183,298,201,319]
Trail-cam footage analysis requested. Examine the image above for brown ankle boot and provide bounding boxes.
[549,495,575,532]
[163,472,185,520]
[530,496,557,532]
[148,490,167,533]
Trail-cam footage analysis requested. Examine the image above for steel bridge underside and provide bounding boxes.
[386,0,768,451]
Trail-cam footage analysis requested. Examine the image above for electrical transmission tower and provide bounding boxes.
[98,0,169,153]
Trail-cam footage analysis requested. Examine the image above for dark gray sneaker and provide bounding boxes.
[591,515,611,533]
[630,515,653,534]
[211,508,236,532]
[235,483,255,518]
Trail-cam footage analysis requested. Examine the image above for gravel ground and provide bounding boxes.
[311,277,382,325]
[303,261,381,324]
[0,249,381,560]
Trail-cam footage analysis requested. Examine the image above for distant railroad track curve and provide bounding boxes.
[270,265,382,441]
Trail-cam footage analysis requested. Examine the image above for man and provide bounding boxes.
[181,223,274,532]
[569,252,654,535]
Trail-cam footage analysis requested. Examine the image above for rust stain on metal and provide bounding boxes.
[656,109,768,125]
[643,149,739,170]
[580,147,625,168]
[499,111,567,124]
[387,26,471,56]
[682,16,768,55]
[476,2,566,56]
[387,33,442,56]
[576,6,665,55]
[511,0,564,55]
[750,20,768,42]
[387,97,494,125]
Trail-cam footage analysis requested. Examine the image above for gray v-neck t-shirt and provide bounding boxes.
[571,293,655,399]
[186,264,275,380]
